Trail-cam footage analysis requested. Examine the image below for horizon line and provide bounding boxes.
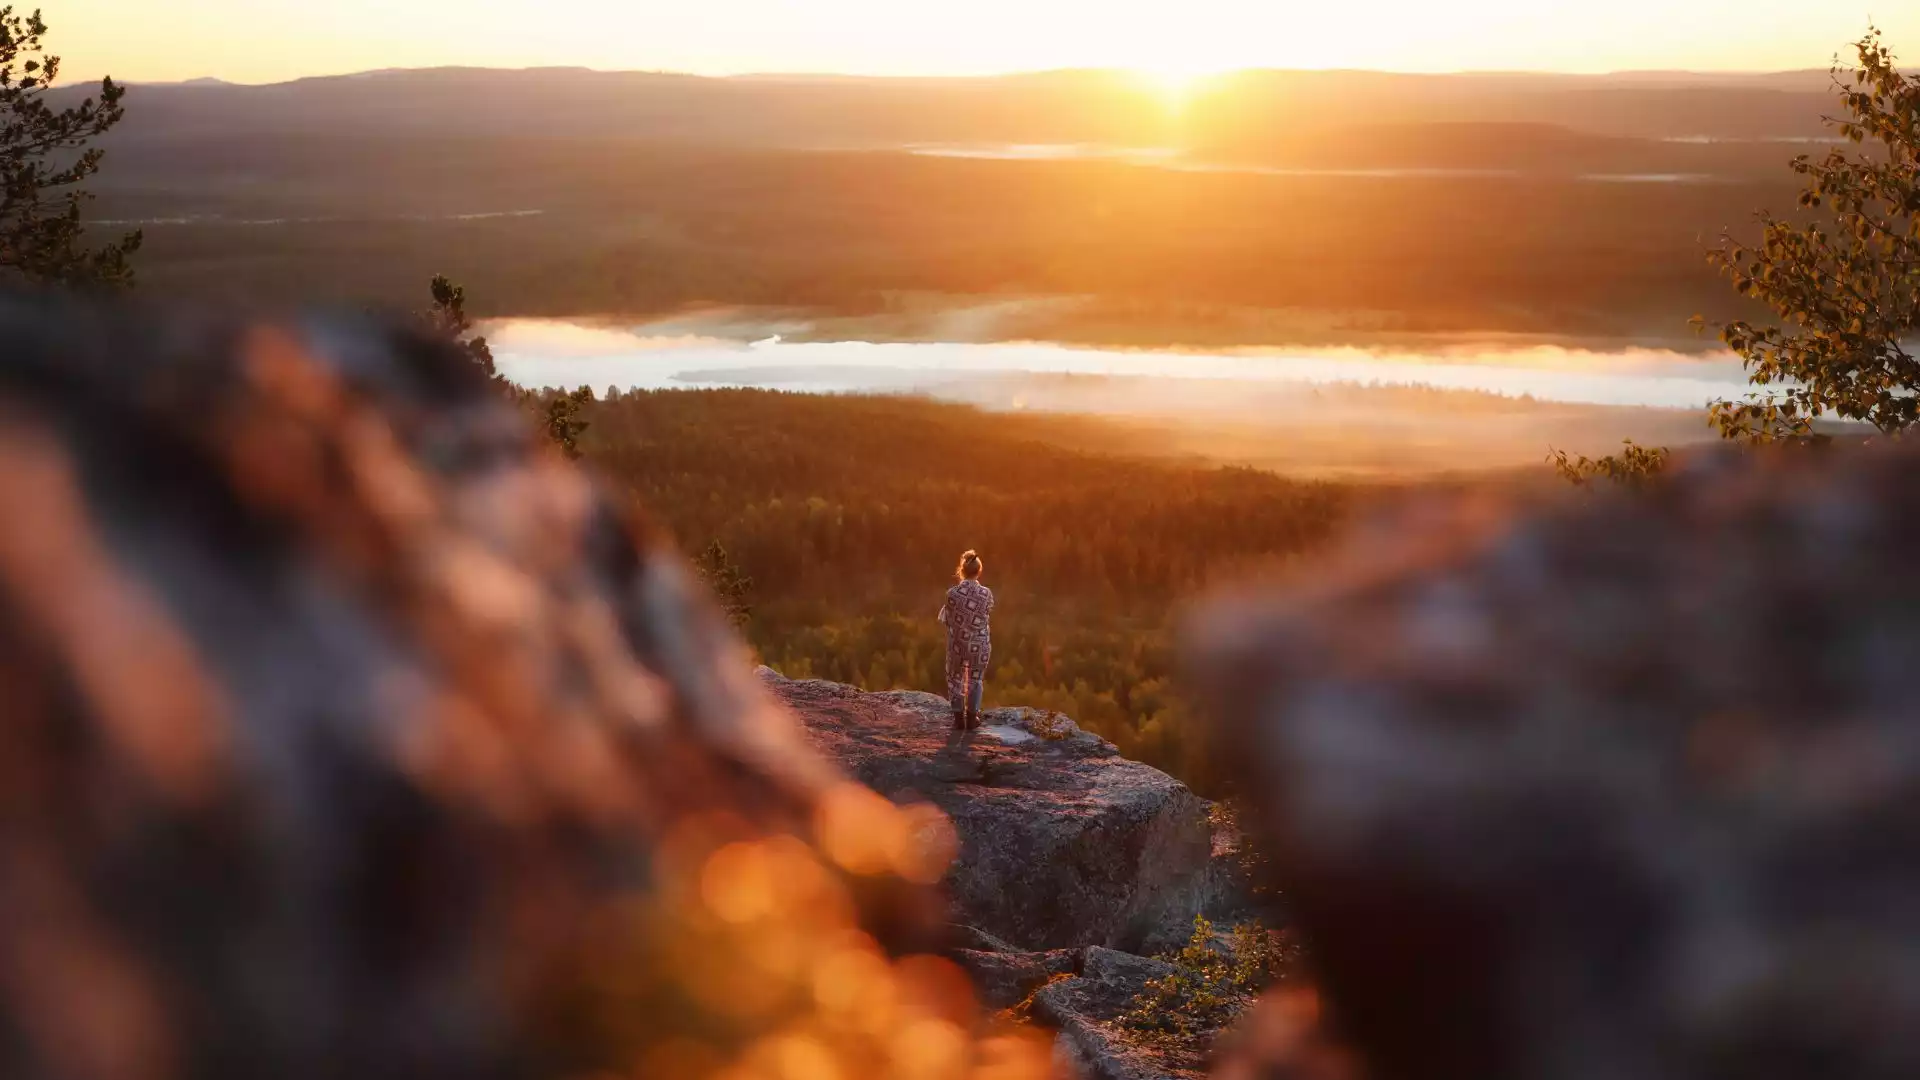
[87,61,1842,91]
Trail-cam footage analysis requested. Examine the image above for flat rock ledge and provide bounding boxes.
[760,668,1222,953]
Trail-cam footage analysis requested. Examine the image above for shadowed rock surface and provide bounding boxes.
[944,928,1208,1080]
[0,296,1056,1080]
[1192,444,1920,1080]
[761,670,1219,953]
[952,943,1079,1012]
[1035,949,1198,1080]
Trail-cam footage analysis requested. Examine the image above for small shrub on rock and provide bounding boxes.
[1029,710,1075,741]
[1547,440,1671,488]
[1209,799,1281,902]
[1121,915,1299,1043]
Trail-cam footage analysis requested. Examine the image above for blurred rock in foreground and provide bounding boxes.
[1192,444,1920,1080]
[0,297,1053,1080]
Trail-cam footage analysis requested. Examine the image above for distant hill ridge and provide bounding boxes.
[78,63,1842,147]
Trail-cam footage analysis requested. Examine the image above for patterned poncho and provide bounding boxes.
[943,579,995,647]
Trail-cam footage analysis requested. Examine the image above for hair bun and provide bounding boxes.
[956,550,984,582]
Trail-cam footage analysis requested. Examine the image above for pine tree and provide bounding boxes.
[0,8,142,287]
[542,387,593,460]
[694,539,754,629]
[425,275,501,381]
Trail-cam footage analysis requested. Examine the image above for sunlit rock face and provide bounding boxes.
[1192,445,1920,1080]
[761,673,1220,954]
[0,298,1054,1080]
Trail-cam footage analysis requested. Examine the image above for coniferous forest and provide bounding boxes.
[576,387,1357,794]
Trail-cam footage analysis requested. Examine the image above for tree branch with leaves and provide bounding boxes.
[1705,26,1919,441]
[1547,440,1671,488]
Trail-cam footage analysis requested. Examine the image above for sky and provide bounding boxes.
[53,0,1920,85]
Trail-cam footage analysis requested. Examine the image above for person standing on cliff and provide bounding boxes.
[937,550,994,732]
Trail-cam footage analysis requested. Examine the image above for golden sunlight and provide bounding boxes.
[1131,63,1220,104]
[1124,51,1236,114]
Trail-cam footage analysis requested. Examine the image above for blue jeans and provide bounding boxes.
[947,640,990,713]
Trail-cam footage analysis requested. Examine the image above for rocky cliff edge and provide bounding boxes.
[758,668,1261,1078]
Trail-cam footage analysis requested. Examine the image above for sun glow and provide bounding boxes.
[1137,64,1207,95]
[1129,62,1228,110]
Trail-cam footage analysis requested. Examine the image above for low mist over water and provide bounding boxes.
[488,317,1751,409]
[487,315,1764,476]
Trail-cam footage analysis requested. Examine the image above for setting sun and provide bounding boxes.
[1130,63,1224,109]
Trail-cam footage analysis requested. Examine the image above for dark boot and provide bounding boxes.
[966,704,981,730]
[951,703,967,731]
